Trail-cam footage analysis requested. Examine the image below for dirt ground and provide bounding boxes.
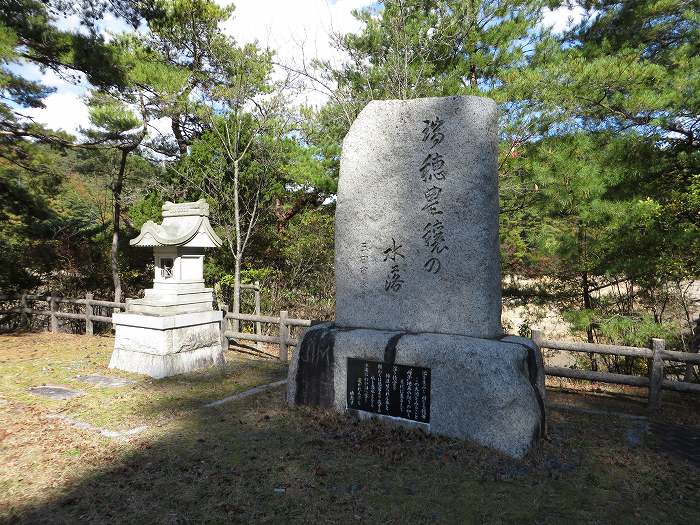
[1,332,699,524]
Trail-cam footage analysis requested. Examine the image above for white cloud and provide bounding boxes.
[220,0,373,107]
[147,116,174,139]
[8,61,88,93]
[23,91,90,136]
[52,13,85,34]
[52,10,134,42]
[10,10,135,136]
[542,5,586,34]
[17,2,588,135]
[13,1,371,135]
[8,61,90,135]
[222,0,369,62]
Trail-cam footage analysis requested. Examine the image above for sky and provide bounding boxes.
[16,0,585,137]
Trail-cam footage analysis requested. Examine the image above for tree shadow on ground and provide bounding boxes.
[5,385,700,524]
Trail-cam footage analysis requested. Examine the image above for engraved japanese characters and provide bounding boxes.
[335,96,502,339]
[290,97,545,459]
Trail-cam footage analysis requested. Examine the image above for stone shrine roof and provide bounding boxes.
[130,199,223,248]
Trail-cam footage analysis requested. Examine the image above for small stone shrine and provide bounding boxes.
[288,96,545,458]
[109,200,224,378]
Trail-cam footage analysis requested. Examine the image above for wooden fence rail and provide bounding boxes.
[228,281,262,334]
[2,292,698,407]
[221,308,312,361]
[532,330,700,410]
[0,293,126,334]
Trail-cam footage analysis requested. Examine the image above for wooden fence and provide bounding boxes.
[1,293,698,408]
[532,330,700,409]
[221,309,312,361]
[0,290,310,362]
[0,293,126,334]
[219,317,700,407]
[224,282,261,334]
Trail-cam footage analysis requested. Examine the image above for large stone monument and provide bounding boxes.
[109,200,224,378]
[288,96,545,458]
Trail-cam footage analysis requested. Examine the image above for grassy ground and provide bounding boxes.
[0,332,285,428]
[1,332,699,524]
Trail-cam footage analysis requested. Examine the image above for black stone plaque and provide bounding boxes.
[346,358,430,423]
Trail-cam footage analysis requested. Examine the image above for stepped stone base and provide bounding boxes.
[110,310,223,379]
[288,323,546,458]
[126,286,215,315]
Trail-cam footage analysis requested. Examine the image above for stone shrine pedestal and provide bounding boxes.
[109,200,224,379]
[288,96,545,458]
[110,310,223,379]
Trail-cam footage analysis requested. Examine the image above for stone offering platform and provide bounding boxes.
[110,310,223,379]
[289,324,545,458]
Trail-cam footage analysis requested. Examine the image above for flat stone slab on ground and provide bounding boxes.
[29,386,83,400]
[74,374,135,387]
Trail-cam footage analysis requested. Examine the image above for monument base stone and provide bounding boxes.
[288,324,546,459]
[110,310,223,379]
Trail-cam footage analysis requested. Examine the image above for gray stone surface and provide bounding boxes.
[112,310,222,331]
[74,375,135,387]
[109,346,223,379]
[112,312,222,356]
[29,385,83,400]
[127,288,215,315]
[289,95,544,458]
[335,96,502,338]
[289,324,545,458]
[501,334,547,428]
[110,311,223,378]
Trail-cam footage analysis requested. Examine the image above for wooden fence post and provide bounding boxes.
[531,329,543,347]
[279,310,288,362]
[85,293,93,336]
[220,303,229,351]
[49,295,58,333]
[20,293,28,329]
[254,280,261,348]
[648,338,665,411]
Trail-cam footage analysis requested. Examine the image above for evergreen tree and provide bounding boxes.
[81,90,148,303]
[303,0,555,227]
[505,0,699,346]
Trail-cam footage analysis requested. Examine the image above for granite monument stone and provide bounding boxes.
[288,96,545,458]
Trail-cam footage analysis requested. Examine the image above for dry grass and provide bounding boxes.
[0,332,285,428]
[1,332,699,524]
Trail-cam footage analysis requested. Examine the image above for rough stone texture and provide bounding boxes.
[110,310,223,378]
[289,95,544,458]
[501,334,547,435]
[29,386,83,400]
[109,346,222,379]
[127,288,215,315]
[335,96,502,338]
[289,324,545,458]
[74,375,135,387]
[112,310,221,331]
[288,322,338,407]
